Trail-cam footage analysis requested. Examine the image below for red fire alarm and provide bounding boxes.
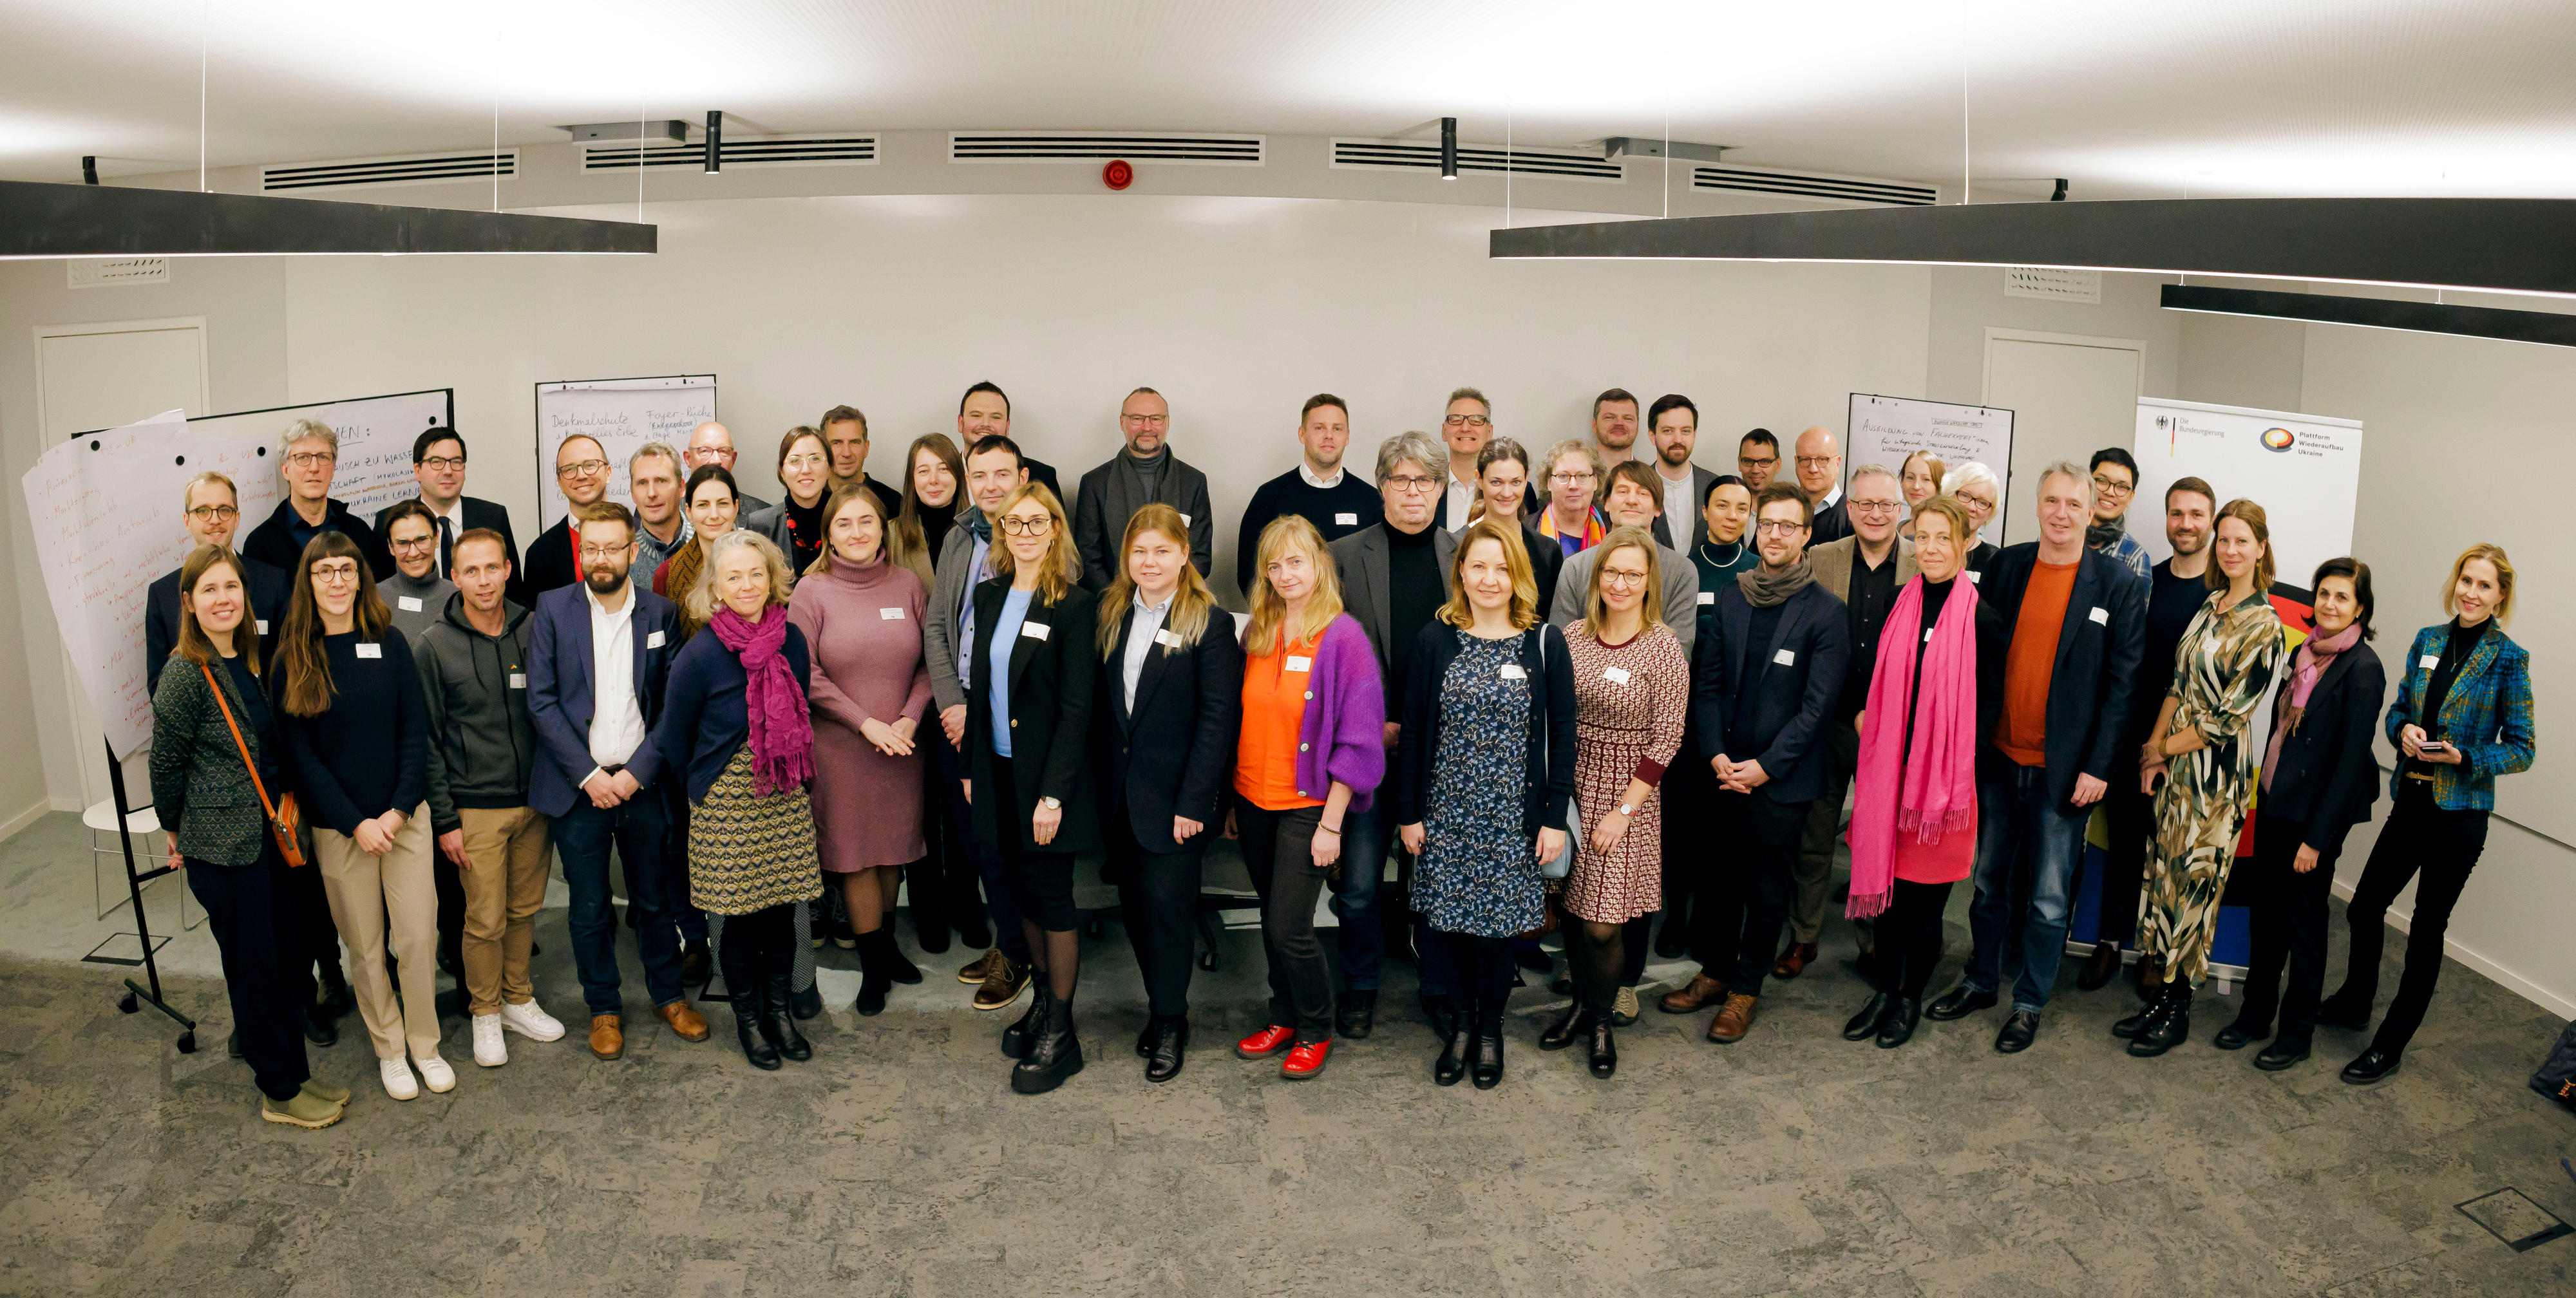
[1102,158,1133,191]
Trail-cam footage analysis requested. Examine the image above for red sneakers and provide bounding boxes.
[1280,1039,1331,1079]
[1234,1025,1294,1058]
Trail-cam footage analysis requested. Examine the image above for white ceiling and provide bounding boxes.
[6,0,2575,197]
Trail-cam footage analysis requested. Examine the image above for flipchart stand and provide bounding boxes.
[95,740,197,1054]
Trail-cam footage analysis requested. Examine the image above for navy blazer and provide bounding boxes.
[2260,641,2387,851]
[1973,543,2146,807]
[964,578,1103,857]
[144,556,289,695]
[524,583,682,818]
[1690,581,1850,805]
[1092,602,1244,853]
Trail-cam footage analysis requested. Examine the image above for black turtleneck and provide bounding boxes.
[1387,523,1443,697]
[2416,617,2492,775]
[783,495,829,571]
[916,498,958,570]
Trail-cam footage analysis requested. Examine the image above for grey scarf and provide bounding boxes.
[1104,444,1173,537]
[2086,513,2128,552]
[1737,557,1816,608]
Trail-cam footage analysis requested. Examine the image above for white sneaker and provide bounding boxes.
[500,998,565,1042]
[414,1052,456,1093]
[379,1056,420,1101]
[471,1013,508,1067]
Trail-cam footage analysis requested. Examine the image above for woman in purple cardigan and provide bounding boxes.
[1230,515,1385,1081]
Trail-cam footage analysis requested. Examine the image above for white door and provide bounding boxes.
[1982,329,2146,546]
[32,317,211,811]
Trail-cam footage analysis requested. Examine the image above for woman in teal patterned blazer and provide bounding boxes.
[149,545,348,1129]
[2324,543,2535,1085]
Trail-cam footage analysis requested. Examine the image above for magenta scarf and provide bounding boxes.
[1846,574,1980,919]
[710,605,815,796]
[2263,619,2361,792]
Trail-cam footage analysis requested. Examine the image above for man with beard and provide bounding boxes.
[1644,394,1719,550]
[1072,386,1213,590]
[1589,389,1641,467]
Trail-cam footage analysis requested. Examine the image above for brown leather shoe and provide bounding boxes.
[588,1014,624,1060]
[1660,973,1730,1014]
[1772,941,1819,980]
[972,955,1030,1011]
[1707,993,1759,1044]
[2075,940,2123,992]
[658,1000,710,1042]
[958,948,1003,986]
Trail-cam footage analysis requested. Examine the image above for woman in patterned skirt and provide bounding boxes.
[1545,526,1689,1078]
[654,531,824,1071]
[1397,518,1578,1089]
[2122,499,2285,1057]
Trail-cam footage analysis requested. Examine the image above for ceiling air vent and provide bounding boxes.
[1331,138,1624,183]
[582,135,879,171]
[1692,164,1935,207]
[261,150,516,193]
[67,257,169,289]
[948,132,1264,165]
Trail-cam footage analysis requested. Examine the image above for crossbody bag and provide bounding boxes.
[201,663,307,867]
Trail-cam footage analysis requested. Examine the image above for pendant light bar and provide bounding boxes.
[2161,283,2576,348]
[0,180,655,259]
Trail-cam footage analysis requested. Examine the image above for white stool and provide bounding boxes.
[84,798,198,930]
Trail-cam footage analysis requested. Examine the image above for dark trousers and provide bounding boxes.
[989,765,1079,933]
[2240,814,2342,1042]
[1690,789,1809,999]
[908,744,990,948]
[2340,782,2490,1056]
[187,844,315,1102]
[1235,795,1336,1042]
[432,852,466,967]
[551,792,687,1017]
[1106,798,1206,1019]
[287,850,340,975]
[1965,762,2091,1012]
[1878,879,1954,999]
[1330,793,1393,992]
[936,725,1026,963]
[667,803,708,943]
[2098,756,2155,946]
[1661,736,1710,951]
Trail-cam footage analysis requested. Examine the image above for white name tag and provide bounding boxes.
[1021,621,1050,642]
[255,619,270,635]
[1965,571,1981,585]
[397,596,422,612]
[1604,666,1631,685]
[1697,591,1716,605]
[1773,648,1796,666]
[1179,513,1192,526]
[2420,654,2440,670]
[1155,628,1184,649]
[2088,606,2109,625]
[1926,628,1937,643]
[1334,513,1359,526]
[354,643,382,659]
[1284,655,1312,672]
[879,607,905,621]
[509,673,528,689]
[646,630,667,648]
[1499,664,1528,681]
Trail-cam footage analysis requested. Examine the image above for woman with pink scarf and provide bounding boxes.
[1842,496,1982,1049]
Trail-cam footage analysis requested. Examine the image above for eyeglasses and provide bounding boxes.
[578,543,632,563]
[557,459,609,479]
[390,535,439,552]
[1441,414,1492,429]
[1795,455,1837,471]
[1850,500,1902,516]
[2091,475,2136,497]
[782,454,829,471]
[285,451,336,469]
[418,456,466,471]
[1549,471,1595,485]
[1754,519,1808,535]
[1122,414,1170,427]
[1385,475,1440,493]
[1739,455,1778,467]
[1599,569,1649,587]
[999,514,1054,536]
[309,562,360,583]
[185,504,239,523]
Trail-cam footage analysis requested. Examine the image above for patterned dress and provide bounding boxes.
[1560,620,1690,924]
[689,746,825,917]
[2139,588,2286,988]
[1415,631,1543,937]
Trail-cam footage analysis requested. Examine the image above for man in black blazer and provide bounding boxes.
[1072,387,1214,590]
[523,433,614,599]
[1792,427,1852,545]
[240,419,393,582]
[1927,463,2145,1053]
[1681,481,1850,1045]
[146,470,290,695]
[1645,395,1722,552]
[378,428,525,608]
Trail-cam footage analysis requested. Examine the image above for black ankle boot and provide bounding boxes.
[876,930,923,985]
[1539,1004,1589,1051]
[1003,981,1054,1058]
[1420,993,1457,1042]
[854,930,893,1017]
[1435,1025,1470,1086]
[1143,1017,1188,1084]
[2128,984,2192,1057]
[766,963,811,1062]
[1471,1033,1504,1089]
[2112,996,2159,1039]
[1587,1018,1617,1079]
[1011,991,1084,1094]
[1843,991,1896,1041]
[1875,996,1922,1049]
[733,1002,781,1071]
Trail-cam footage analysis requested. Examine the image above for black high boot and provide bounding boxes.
[1587,1017,1618,1080]
[1011,988,1084,1094]
[855,929,895,1017]
[766,955,812,1062]
[1003,979,1054,1058]
[1434,1021,1470,1086]
[722,941,779,1071]
[2128,983,2193,1058]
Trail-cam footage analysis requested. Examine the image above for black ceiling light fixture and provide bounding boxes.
[2161,283,2576,348]
[704,111,723,174]
[0,180,656,258]
[1440,117,1458,180]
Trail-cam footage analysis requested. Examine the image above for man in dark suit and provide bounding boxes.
[956,382,1061,503]
[1325,431,1455,1039]
[522,433,613,599]
[146,469,291,695]
[377,427,524,608]
[1072,386,1213,590]
[525,502,706,1061]
[1680,481,1850,1046]
[1792,426,1852,545]
[240,418,393,581]
[1926,462,2145,1054]
[1645,394,1722,552]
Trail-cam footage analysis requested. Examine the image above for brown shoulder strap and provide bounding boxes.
[201,663,283,824]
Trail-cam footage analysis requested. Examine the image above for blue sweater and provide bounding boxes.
[280,630,431,835]
[652,621,814,805]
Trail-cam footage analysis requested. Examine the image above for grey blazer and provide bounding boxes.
[1549,540,1700,655]
[1327,523,1457,715]
[147,659,274,867]
[923,523,984,713]
[1649,464,1723,551]
[1806,534,1918,605]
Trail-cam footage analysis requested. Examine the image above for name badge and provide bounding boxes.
[1179,513,1192,526]
[646,630,667,648]
[1603,666,1631,685]
[1925,628,1937,643]
[879,607,906,621]
[1021,621,1051,642]
[1697,591,1716,605]
[354,643,382,659]
[1334,513,1359,526]
[397,596,422,612]
[509,672,528,689]
[1155,628,1184,649]
[2088,606,2109,626]
[2420,654,2440,670]
[1965,571,1981,585]
[1773,648,1796,666]
[1284,655,1312,673]
[255,619,270,635]
[1499,664,1528,681]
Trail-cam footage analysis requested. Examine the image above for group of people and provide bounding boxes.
[142,383,2534,1131]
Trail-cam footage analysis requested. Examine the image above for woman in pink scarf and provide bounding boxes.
[1842,496,1982,1049]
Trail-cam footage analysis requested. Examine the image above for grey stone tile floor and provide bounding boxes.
[1,811,2571,1296]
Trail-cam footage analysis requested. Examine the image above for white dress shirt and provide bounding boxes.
[1658,467,1696,540]
[1298,462,1347,490]
[424,496,467,578]
[584,582,647,779]
[1445,471,1475,533]
[1122,592,1173,710]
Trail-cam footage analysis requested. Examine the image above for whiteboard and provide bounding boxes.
[21,410,284,758]
[2131,397,2363,595]
[1845,393,2014,545]
[535,375,717,530]
[181,390,453,520]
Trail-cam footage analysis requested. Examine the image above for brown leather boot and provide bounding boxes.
[588,1014,625,1060]
[658,1000,711,1042]
[1707,993,1759,1044]
[1660,973,1729,1014]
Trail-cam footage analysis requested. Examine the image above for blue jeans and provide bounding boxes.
[1964,763,2092,1013]
[935,724,1027,964]
[552,792,687,1017]
[1330,800,1392,992]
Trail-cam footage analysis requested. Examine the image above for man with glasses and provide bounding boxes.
[1236,393,1383,593]
[955,381,1061,502]
[243,418,395,581]
[381,428,523,606]
[1537,439,1609,556]
[1737,428,1783,492]
[819,404,903,516]
[1777,465,1918,982]
[685,422,772,516]
[1072,386,1213,590]
[1435,387,1496,531]
[1589,388,1642,467]
[146,470,290,695]
[524,435,614,597]
[375,501,459,643]
[2085,447,2153,583]
[1793,426,1852,544]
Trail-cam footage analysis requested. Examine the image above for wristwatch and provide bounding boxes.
[1039,796,1062,811]
[1616,802,1636,817]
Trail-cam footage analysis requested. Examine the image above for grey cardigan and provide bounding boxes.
[147,657,274,867]
[922,522,985,713]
